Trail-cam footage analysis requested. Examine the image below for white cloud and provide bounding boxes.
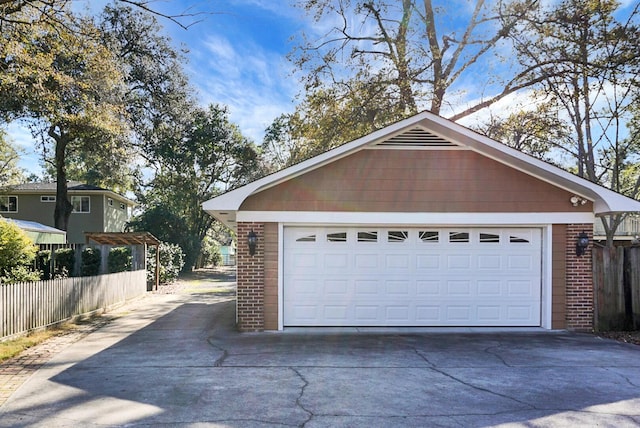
[194,33,298,143]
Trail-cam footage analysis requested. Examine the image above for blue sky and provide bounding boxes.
[7,0,636,176]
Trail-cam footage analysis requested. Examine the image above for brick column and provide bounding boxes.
[236,222,264,332]
[565,223,594,331]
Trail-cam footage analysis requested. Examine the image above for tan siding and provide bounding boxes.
[263,223,279,330]
[552,225,567,329]
[241,150,593,213]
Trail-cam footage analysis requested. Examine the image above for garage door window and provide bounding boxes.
[327,232,347,242]
[388,231,408,242]
[419,231,439,242]
[296,235,316,242]
[510,235,530,243]
[358,231,378,242]
[480,233,500,243]
[449,231,469,243]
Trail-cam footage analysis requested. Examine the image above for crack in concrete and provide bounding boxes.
[602,367,640,388]
[207,338,229,367]
[411,345,536,411]
[412,348,436,367]
[290,367,314,427]
[484,342,512,367]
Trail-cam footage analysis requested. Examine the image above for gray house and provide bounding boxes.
[0,182,136,244]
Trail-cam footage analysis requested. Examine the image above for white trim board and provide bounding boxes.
[238,211,595,225]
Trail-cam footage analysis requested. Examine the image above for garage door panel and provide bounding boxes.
[284,227,542,327]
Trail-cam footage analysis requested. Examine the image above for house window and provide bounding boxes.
[41,195,56,202]
[71,196,90,213]
[120,203,125,210]
[0,195,17,212]
[108,198,113,206]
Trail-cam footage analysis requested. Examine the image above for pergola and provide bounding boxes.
[85,232,161,290]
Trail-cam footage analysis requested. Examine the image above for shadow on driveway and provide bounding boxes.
[1,274,640,427]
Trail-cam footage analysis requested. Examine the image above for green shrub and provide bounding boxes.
[36,250,52,279]
[108,247,132,273]
[53,248,75,278]
[0,220,40,283]
[147,242,184,285]
[197,236,221,268]
[81,247,101,276]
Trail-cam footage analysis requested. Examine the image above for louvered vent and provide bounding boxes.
[375,127,459,148]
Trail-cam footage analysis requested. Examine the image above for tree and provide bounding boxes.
[262,80,409,167]
[41,4,195,193]
[97,4,195,169]
[477,102,572,163]
[291,1,540,119]
[0,0,206,31]
[507,0,640,245]
[0,6,130,230]
[132,105,260,270]
[0,219,40,283]
[267,0,561,168]
[0,130,25,185]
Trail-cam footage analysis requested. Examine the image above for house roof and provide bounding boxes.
[3,181,136,206]
[1,218,66,235]
[202,111,640,229]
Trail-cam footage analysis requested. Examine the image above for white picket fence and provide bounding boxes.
[1,270,147,340]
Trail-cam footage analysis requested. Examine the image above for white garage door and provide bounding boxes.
[283,227,542,327]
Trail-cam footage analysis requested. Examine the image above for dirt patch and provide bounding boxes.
[596,331,640,346]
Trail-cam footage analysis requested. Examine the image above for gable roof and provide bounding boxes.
[3,181,136,206]
[203,111,640,228]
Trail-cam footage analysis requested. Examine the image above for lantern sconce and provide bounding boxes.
[247,229,258,256]
[576,231,589,256]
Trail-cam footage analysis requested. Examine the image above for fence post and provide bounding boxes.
[74,244,83,277]
[100,245,109,274]
[629,246,640,329]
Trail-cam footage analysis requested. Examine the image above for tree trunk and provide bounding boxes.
[49,126,74,231]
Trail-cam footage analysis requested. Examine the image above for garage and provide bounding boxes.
[203,111,640,331]
[284,227,542,327]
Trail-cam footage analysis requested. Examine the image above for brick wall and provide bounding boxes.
[565,223,594,330]
[236,222,264,331]
[263,223,279,330]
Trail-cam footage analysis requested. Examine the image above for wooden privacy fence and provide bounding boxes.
[0,270,147,340]
[593,246,640,331]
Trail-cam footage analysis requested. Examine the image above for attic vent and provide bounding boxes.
[375,127,459,148]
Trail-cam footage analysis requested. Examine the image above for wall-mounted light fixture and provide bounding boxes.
[570,195,588,207]
[247,229,257,256]
[576,231,589,256]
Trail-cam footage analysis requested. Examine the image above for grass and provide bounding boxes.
[0,323,77,363]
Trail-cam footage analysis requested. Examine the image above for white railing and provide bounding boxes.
[1,270,147,340]
[594,216,640,237]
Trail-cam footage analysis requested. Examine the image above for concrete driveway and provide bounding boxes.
[1,272,639,427]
